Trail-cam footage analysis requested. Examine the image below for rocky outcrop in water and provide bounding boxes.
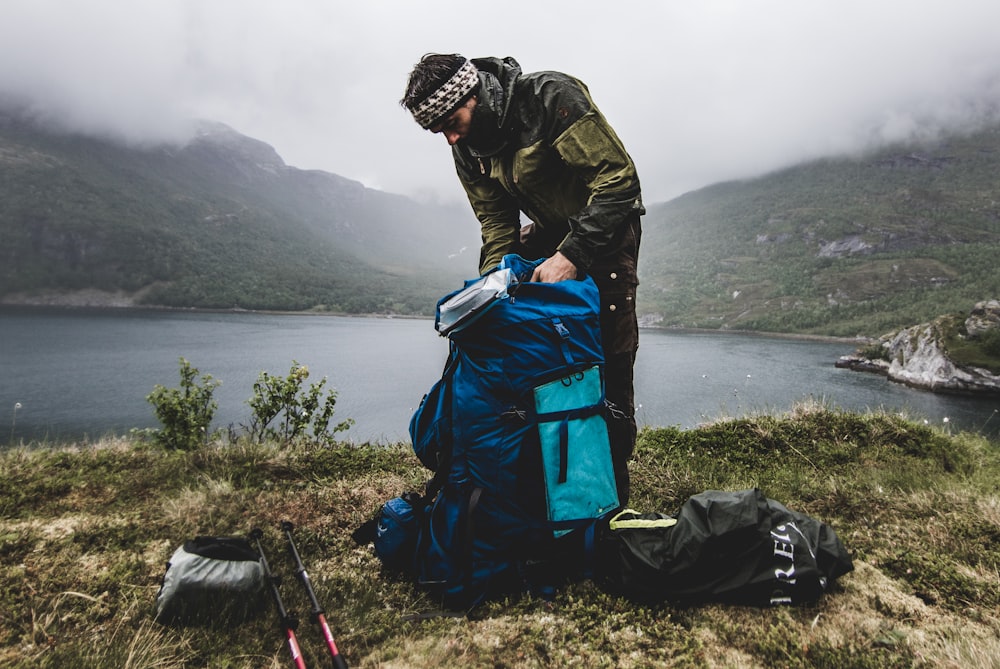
[836,300,1000,395]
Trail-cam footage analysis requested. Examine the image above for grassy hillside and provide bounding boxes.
[0,111,478,314]
[1,407,998,667]
[639,125,1000,336]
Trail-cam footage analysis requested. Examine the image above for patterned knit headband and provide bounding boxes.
[409,59,480,129]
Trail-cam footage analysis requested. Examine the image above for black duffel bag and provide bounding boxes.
[594,488,853,606]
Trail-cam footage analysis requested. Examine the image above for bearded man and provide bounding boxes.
[402,54,643,505]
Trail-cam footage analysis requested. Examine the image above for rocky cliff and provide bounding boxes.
[836,300,1000,395]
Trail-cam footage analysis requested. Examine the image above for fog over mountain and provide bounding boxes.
[3,0,1000,205]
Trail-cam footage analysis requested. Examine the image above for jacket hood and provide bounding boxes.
[467,57,521,151]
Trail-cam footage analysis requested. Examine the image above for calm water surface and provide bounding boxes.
[2,307,997,445]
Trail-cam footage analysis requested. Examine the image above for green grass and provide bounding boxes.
[939,314,1000,374]
[2,407,999,668]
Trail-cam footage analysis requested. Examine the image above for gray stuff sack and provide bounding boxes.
[154,536,266,625]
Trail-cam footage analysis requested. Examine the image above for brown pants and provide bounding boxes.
[581,217,642,507]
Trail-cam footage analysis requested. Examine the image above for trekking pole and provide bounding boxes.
[281,520,349,669]
[251,528,307,669]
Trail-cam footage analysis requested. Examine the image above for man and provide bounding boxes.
[402,54,643,505]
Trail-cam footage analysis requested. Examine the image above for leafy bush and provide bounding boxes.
[980,327,1000,357]
[145,358,221,450]
[941,313,1000,373]
[859,341,891,361]
[244,361,353,446]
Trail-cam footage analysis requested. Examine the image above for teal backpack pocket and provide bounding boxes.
[534,365,620,533]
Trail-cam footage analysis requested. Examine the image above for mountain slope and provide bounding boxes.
[4,106,999,333]
[0,110,479,313]
[638,124,1000,336]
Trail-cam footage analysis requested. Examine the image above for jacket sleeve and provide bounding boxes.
[550,102,643,273]
[453,152,522,275]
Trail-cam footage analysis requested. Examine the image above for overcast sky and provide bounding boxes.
[3,0,1000,204]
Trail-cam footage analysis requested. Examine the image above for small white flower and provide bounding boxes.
[943,417,950,424]
[14,402,22,410]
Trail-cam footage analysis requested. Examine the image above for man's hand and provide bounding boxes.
[530,252,578,283]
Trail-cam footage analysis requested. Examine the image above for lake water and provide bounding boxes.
[2,306,998,445]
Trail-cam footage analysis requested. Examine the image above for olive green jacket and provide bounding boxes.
[453,57,644,277]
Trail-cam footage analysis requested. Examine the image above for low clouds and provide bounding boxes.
[3,0,999,203]
[1,2,193,144]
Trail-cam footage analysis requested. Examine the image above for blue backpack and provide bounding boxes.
[396,255,619,608]
[402,254,620,609]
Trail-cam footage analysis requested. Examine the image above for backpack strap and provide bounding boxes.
[421,343,461,503]
[461,487,484,592]
[582,521,598,580]
[550,318,576,367]
[351,517,378,546]
[535,401,606,484]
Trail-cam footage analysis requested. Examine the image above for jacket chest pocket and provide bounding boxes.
[510,146,587,222]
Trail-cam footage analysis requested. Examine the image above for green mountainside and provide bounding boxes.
[639,125,1000,336]
[0,109,480,314]
[3,105,999,334]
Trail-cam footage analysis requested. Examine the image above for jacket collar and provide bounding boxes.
[464,57,521,158]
